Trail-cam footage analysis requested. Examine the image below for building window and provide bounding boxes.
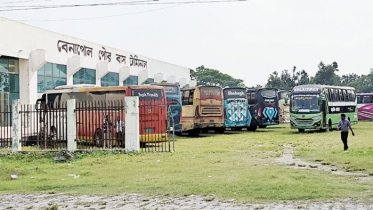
[123,75,138,85]
[143,78,154,85]
[0,57,19,125]
[73,68,96,85]
[37,63,67,93]
[101,72,119,87]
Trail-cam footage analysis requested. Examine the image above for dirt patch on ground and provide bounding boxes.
[1,194,373,210]
[276,145,373,181]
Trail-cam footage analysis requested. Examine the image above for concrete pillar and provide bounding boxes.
[12,99,21,153]
[67,56,81,85]
[179,77,187,88]
[119,66,130,86]
[167,75,176,83]
[154,73,163,83]
[138,70,148,85]
[67,99,77,152]
[124,96,139,152]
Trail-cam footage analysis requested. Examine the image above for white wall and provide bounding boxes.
[0,17,191,103]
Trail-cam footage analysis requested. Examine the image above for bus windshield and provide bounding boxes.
[261,89,277,98]
[200,87,221,96]
[163,86,178,95]
[132,89,164,101]
[278,92,288,100]
[291,94,320,113]
[224,89,246,99]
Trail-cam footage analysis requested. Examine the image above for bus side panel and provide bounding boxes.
[224,98,248,128]
[181,105,196,131]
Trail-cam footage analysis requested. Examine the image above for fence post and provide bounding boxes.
[67,99,77,152]
[12,99,21,153]
[124,96,139,152]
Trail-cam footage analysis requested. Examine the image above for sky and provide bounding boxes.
[0,0,373,86]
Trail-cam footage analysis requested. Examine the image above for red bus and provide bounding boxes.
[38,85,167,146]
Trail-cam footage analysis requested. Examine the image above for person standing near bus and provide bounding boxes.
[115,116,124,146]
[338,113,355,151]
[103,115,113,148]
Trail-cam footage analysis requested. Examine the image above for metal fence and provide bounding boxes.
[19,103,68,150]
[75,100,175,152]
[0,109,12,149]
[76,100,125,150]
[1,99,175,153]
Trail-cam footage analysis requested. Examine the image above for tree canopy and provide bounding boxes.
[191,66,245,87]
[265,61,373,93]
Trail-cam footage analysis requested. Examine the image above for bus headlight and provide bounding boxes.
[312,116,321,121]
[290,116,296,121]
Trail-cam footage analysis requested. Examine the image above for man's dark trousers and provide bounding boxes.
[341,131,349,150]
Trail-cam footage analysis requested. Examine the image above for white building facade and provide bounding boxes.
[0,17,192,107]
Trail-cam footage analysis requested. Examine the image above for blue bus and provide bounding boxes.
[246,88,279,130]
[223,87,252,131]
[154,83,182,133]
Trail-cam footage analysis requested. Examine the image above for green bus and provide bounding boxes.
[290,85,358,132]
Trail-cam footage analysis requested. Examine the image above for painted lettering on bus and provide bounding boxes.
[293,87,320,92]
[137,92,159,98]
[227,91,245,97]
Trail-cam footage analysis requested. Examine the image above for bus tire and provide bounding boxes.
[259,125,267,129]
[298,129,305,133]
[188,129,200,137]
[93,129,103,147]
[215,128,225,134]
[327,120,332,132]
[247,126,257,132]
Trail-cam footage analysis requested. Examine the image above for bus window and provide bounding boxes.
[332,89,337,101]
[164,86,178,95]
[351,91,356,102]
[363,96,370,103]
[47,93,61,108]
[200,87,221,96]
[338,90,343,101]
[188,90,194,105]
[182,90,193,105]
[357,96,362,104]
[249,92,256,104]
[371,96,373,103]
[343,90,348,101]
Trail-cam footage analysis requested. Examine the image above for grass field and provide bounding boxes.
[1,122,373,202]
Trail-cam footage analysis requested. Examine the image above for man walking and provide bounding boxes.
[337,114,355,151]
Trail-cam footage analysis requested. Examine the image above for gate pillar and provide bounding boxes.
[124,97,140,152]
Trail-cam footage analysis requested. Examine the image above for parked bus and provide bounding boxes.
[223,87,252,131]
[37,85,168,145]
[152,83,182,133]
[278,90,290,123]
[246,88,279,130]
[180,86,224,135]
[356,93,373,120]
[290,85,357,132]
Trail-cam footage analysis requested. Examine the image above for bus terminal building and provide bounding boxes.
[0,17,192,107]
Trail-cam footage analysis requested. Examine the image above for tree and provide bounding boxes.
[266,67,310,90]
[348,69,373,93]
[191,66,245,87]
[311,61,341,85]
[341,73,360,86]
[266,71,283,89]
[298,70,310,85]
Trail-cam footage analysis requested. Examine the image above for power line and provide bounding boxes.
[0,0,157,10]
[0,0,248,12]
[0,0,53,4]
[14,4,186,22]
